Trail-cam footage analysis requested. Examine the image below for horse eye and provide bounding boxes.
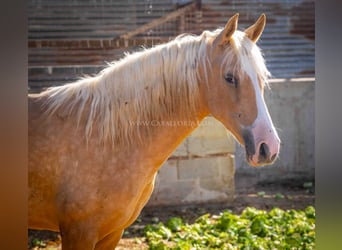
[224,74,238,87]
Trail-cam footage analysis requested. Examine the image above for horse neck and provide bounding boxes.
[93,38,208,144]
[100,41,210,169]
[136,107,208,174]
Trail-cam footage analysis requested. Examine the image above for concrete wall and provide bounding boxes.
[235,78,315,188]
[147,78,315,206]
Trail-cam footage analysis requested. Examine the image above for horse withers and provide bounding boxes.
[29,13,280,249]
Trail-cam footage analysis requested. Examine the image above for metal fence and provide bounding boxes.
[28,0,314,91]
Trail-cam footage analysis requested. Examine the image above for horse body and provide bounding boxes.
[29,14,280,249]
[29,91,209,248]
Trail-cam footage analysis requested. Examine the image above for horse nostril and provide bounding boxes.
[259,143,269,159]
[271,153,277,162]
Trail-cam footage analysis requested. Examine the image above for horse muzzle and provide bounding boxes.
[242,124,280,167]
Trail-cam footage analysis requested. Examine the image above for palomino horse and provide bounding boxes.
[29,13,280,249]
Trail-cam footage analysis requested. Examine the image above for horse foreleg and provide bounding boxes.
[94,230,123,250]
[59,224,97,250]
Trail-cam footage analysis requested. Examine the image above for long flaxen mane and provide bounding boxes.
[38,28,270,146]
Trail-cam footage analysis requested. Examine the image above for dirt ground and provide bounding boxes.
[28,179,315,250]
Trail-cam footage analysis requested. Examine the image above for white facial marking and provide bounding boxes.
[244,73,280,164]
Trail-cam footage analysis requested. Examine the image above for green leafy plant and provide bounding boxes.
[144,206,315,250]
[31,238,47,248]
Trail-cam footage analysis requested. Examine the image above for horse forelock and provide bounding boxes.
[40,33,209,146]
[221,30,271,88]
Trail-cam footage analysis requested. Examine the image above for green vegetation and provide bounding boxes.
[144,206,315,250]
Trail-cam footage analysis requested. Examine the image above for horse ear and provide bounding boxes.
[244,14,266,43]
[215,13,239,46]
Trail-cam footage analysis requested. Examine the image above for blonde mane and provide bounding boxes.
[39,28,269,146]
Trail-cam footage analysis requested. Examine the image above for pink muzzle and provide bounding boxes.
[242,118,280,166]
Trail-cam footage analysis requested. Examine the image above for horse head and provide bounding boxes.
[200,14,280,166]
